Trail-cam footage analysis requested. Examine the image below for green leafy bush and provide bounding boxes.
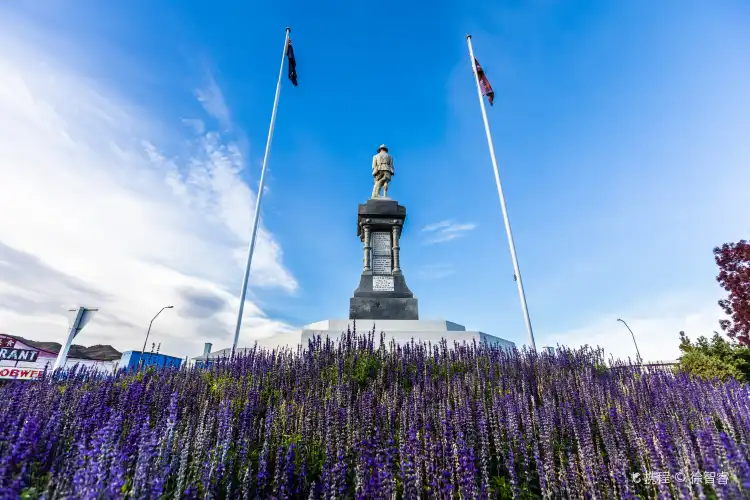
[677,331,750,382]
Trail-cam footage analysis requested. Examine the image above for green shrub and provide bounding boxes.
[677,331,750,381]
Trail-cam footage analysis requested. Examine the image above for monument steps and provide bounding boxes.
[300,319,515,349]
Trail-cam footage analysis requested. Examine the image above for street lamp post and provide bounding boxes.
[140,306,173,369]
[617,318,643,365]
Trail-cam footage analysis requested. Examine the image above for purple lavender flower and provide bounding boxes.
[0,330,747,498]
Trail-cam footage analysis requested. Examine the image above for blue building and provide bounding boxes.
[118,350,183,371]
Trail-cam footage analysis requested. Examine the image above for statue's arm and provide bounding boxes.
[372,156,377,175]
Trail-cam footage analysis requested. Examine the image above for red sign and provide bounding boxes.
[0,367,44,380]
[0,337,15,348]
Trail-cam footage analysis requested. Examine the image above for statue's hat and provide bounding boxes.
[377,144,388,152]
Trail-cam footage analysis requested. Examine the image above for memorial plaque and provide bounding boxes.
[372,275,395,291]
[372,232,391,255]
[372,256,392,274]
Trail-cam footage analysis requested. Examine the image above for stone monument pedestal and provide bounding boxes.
[349,198,418,320]
[296,145,515,351]
[349,295,418,320]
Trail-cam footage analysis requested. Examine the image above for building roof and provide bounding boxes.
[1,334,122,361]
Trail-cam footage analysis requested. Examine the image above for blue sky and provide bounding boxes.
[1,0,749,360]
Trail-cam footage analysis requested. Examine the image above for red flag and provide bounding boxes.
[474,58,494,106]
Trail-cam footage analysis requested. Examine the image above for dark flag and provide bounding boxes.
[286,40,298,86]
[474,58,494,106]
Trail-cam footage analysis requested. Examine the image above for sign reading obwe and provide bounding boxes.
[0,348,39,362]
[0,367,44,380]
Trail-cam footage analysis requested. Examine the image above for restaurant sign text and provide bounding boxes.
[0,348,40,362]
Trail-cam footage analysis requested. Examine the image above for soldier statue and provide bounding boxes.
[371,144,394,198]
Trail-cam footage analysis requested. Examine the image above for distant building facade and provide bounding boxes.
[0,334,117,380]
[189,343,215,369]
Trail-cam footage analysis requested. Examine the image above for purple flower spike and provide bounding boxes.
[0,334,747,498]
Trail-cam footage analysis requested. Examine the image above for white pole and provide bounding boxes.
[232,27,291,351]
[466,35,537,352]
[52,307,84,372]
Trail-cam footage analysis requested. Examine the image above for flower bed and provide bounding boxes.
[1,330,748,499]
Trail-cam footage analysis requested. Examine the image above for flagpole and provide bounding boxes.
[232,27,291,351]
[466,34,537,352]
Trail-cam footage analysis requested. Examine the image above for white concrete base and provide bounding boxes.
[301,319,515,349]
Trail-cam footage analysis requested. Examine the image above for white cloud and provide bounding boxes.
[422,219,478,244]
[417,263,456,280]
[0,34,298,358]
[543,292,726,363]
[194,71,231,131]
[181,118,205,135]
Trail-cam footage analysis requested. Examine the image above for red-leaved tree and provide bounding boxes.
[714,239,750,346]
